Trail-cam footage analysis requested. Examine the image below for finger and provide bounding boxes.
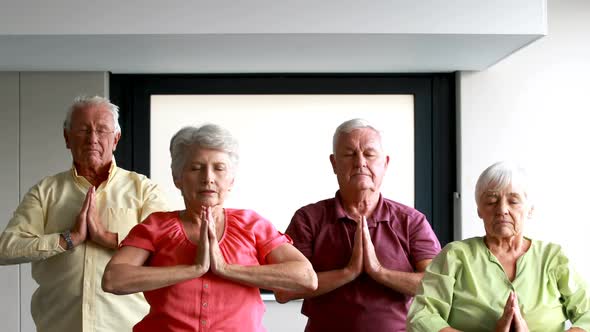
[80,187,93,217]
[87,189,95,217]
[208,218,217,241]
[512,293,524,321]
[503,292,512,311]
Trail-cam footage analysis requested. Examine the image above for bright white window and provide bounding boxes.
[150,94,414,232]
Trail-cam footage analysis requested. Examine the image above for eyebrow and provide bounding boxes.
[483,192,522,198]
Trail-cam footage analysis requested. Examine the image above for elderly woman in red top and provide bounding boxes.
[102,124,317,332]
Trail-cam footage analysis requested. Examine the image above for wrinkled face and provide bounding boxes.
[64,105,120,172]
[330,128,389,197]
[477,183,533,239]
[175,146,235,209]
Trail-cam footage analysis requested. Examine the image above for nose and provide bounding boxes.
[496,199,509,215]
[86,130,100,142]
[353,153,367,168]
[202,166,214,184]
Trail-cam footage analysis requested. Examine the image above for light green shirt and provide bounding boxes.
[0,161,169,332]
[407,237,590,332]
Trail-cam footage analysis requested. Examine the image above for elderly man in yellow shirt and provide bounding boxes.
[0,96,169,332]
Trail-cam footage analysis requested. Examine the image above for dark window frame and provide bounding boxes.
[110,73,456,246]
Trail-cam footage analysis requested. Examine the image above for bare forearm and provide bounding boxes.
[371,268,424,296]
[567,328,586,332]
[274,267,357,303]
[102,263,207,295]
[91,231,118,249]
[219,261,317,294]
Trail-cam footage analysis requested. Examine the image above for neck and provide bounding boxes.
[183,205,225,224]
[340,190,380,220]
[484,234,529,256]
[75,162,111,187]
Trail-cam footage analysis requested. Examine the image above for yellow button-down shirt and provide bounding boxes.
[0,161,169,332]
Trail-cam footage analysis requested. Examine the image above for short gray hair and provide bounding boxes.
[475,161,530,204]
[63,96,121,134]
[332,118,382,153]
[169,124,239,181]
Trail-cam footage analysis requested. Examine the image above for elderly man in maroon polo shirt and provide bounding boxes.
[276,118,441,332]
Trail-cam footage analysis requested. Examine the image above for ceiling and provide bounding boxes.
[0,33,543,73]
[0,0,546,73]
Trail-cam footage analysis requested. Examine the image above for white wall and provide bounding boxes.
[0,72,20,332]
[0,72,109,332]
[459,0,590,281]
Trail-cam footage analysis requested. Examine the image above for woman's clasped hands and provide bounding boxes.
[194,206,228,277]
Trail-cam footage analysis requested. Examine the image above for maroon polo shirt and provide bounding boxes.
[285,191,441,332]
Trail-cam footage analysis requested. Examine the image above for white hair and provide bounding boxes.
[63,95,121,134]
[475,161,531,205]
[169,124,239,181]
[332,118,383,153]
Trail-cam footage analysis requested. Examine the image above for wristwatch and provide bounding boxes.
[61,230,74,250]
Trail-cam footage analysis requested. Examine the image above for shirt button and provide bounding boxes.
[202,302,208,307]
[204,283,209,289]
[201,320,207,325]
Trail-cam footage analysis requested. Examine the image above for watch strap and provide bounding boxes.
[61,230,74,250]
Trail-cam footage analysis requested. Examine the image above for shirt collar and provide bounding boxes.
[71,158,117,191]
[334,190,387,227]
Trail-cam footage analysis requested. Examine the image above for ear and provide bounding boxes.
[64,129,71,149]
[173,176,182,190]
[477,207,482,219]
[384,154,390,169]
[329,154,337,174]
[229,176,235,191]
[112,132,121,151]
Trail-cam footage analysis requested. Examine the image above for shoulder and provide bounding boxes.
[439,237,485,261]
[381,197,427,222]
[428,237,484,273]
[25,169,72,197]
[292,197,336,220]
[226,208,269,227]
[113,167,153,183]
[141,211,179,228]
[527,239,569,267]
[34,169,71,187]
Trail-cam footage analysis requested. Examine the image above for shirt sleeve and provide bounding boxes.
[251,214,292,264]
[120,213,163,252]
[408,212,442,265]
[139,180,169,221]
[118,179,169,246]
[284,209,313,259]
[553,246,590,330]
[0,184,65,265]
[407,243,457,332]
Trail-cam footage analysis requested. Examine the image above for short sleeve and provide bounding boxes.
[285,209,313,259]
[407,243,458,332]
[120,213,165,252]
[250,213,292,263]
[408,212,442,264]
[553,246,590,330]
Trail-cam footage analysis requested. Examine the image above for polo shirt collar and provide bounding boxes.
[334,190,388,227]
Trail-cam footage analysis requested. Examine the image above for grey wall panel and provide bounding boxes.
[0,72,21,332]
[19,72,108,332]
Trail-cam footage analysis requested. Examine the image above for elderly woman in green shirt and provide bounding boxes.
[407,161,590,332]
